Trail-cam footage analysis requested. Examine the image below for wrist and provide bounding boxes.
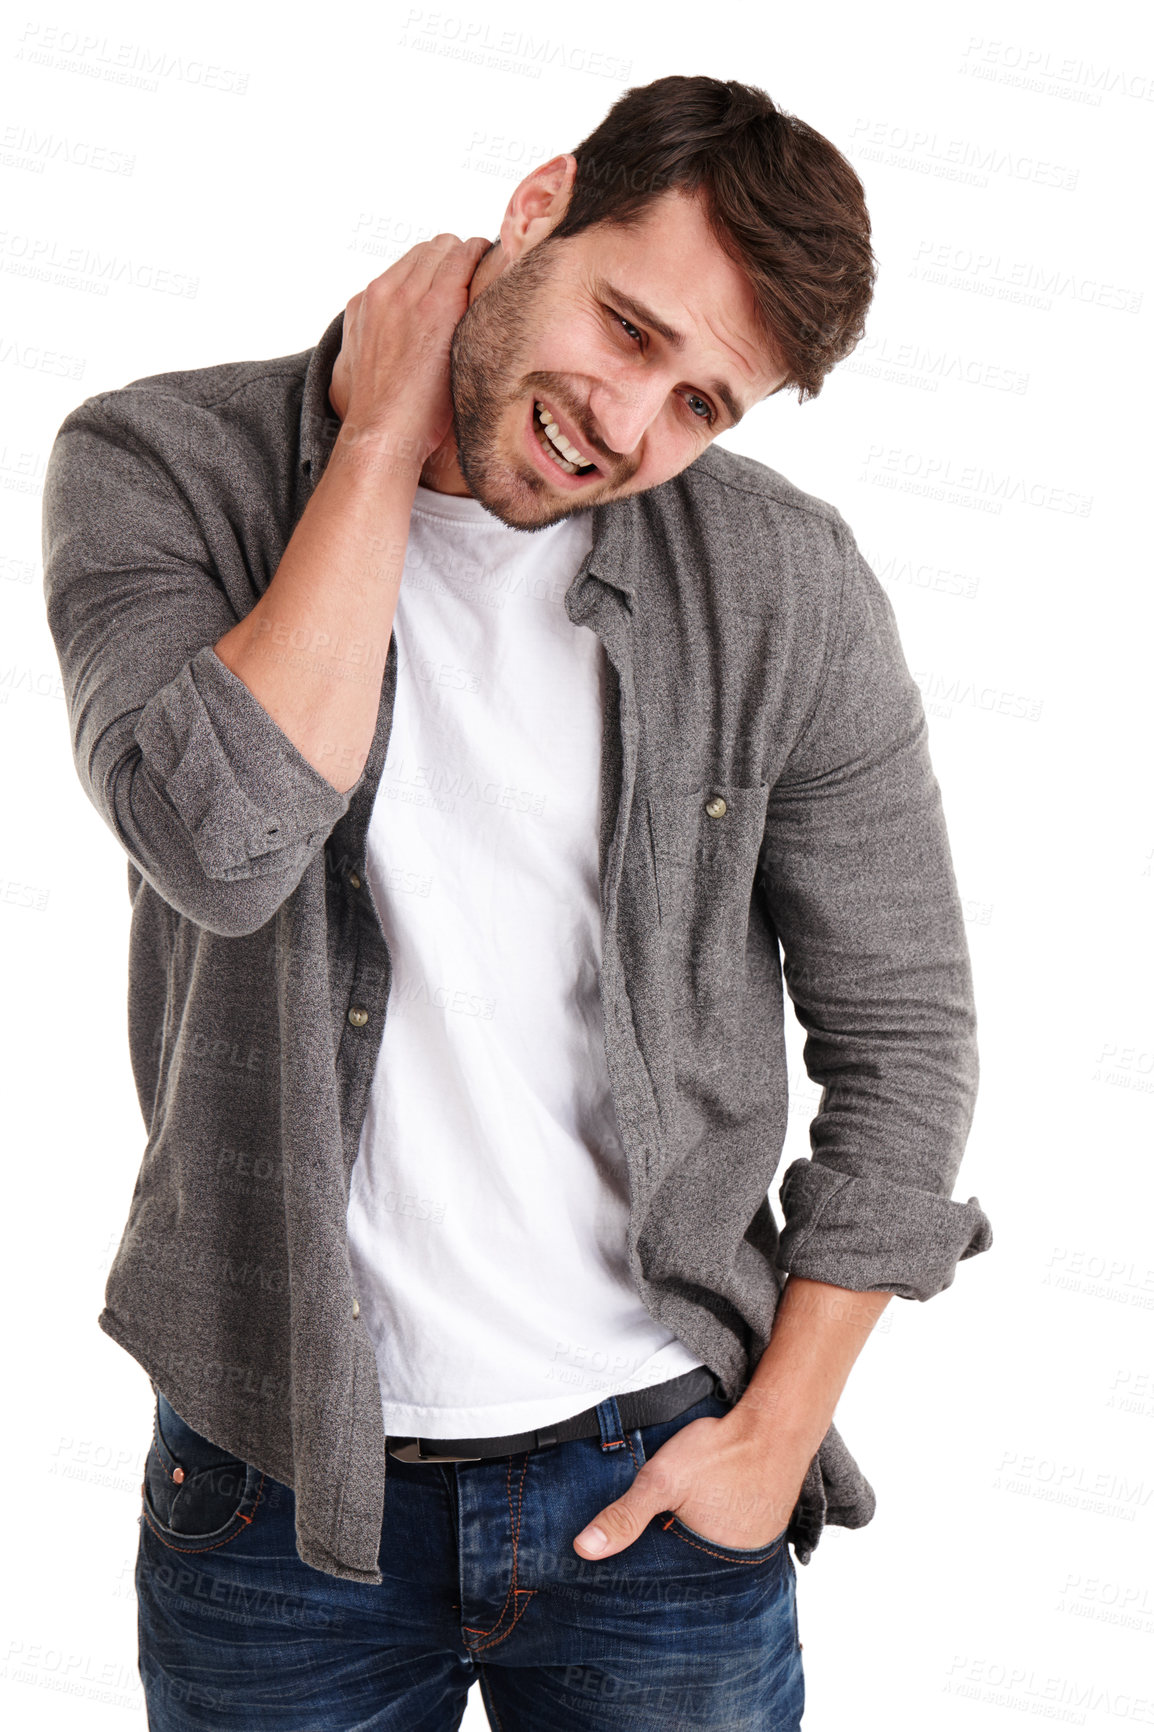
[721,1383,830,1460]
[332,421,426,487]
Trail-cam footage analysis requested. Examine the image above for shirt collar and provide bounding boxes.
[298,307,637,603]
[298,309,345,481]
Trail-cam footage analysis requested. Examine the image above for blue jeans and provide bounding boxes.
[136,1386,805,1729]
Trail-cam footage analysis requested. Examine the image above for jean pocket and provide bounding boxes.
[142,1392,265,1553]
[661,1511,788,1563]
[635,1392,789,1564]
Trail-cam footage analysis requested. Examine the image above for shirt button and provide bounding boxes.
[348,872,361,889]
[704,795,728,818]
[347,1007,369,1027]
[352,1297,361,1319]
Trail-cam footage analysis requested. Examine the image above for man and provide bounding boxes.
[43,74,991,1731]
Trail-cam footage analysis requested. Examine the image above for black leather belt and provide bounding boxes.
[386,1363,724,1463]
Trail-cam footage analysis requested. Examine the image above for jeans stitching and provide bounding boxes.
[477,1664,510,1731]
[662,1511,785,1566]
[468,1590,535,1654]
[151,1403,178,1477]
[141,1469,266,1554]
[466,1456,537,1653]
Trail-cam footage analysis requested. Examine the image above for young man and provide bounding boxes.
[44,75,991,1731]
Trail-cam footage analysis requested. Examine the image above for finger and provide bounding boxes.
[573,1490,660,1559]
[364,237,489,307]
[426,234,492,284]
[361,233,459,299]
[433,232,488,252]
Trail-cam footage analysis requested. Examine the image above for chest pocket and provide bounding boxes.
[646,781,772,1009]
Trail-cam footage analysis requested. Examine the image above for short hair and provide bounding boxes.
[544,74,877,403]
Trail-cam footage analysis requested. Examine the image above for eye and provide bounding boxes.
[681,392,714,423]
[605,307,716,426]
[612,311,643,345]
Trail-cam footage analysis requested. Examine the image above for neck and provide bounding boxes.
[420,238,502,496]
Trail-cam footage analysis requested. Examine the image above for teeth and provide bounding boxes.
[541,432,577,474]
[535,401,592,470]
[548,423,579,460]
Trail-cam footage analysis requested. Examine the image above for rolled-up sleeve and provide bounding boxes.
[760,528,992,1301]
[42,394,353,937]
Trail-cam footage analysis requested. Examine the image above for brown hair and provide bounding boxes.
[543,74,876,403]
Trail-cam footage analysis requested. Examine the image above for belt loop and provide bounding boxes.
[595,1395,625,1451]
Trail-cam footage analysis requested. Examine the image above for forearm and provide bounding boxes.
[725,1275,891,1459]
[213,426,420,794]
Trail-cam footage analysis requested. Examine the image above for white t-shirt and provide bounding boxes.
[345,483,704,1439]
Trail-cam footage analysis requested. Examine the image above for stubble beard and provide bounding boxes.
[448,241,605,532]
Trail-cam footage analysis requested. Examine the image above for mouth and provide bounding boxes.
[525,397,602,489]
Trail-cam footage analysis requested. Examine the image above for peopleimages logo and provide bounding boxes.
[0,121,134,176]
[862,544,980,601]
[396,10,631,82]
[912,239,1142,314]
[859,444,1093,518]
[15,21,249,94]
[848,117,1079,190]
[912,670,1043,724]
[959,36,1154,105]
[944,1654,1154,1724]
[844,332,1029,395]
[0,229,198,298]
[0,334,84,378]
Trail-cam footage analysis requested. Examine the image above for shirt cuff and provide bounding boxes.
[133,642,352,881]
[775,1157,993,1302]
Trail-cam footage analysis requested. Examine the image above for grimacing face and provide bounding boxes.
[432,170,792,531]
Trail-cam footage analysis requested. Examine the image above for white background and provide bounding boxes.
[2,0,1152,1726]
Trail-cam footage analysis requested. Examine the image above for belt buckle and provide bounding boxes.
[388,1440,483,1464]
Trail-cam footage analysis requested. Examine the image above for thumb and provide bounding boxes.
[574,1484,662,1560]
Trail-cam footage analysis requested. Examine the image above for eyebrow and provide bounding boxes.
[593,277,748,427]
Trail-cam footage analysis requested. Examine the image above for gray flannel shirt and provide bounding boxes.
[42,309,992,1582]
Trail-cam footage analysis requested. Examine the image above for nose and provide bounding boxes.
[586,375,669,462]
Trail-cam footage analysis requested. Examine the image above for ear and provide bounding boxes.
[498,154,578,264]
